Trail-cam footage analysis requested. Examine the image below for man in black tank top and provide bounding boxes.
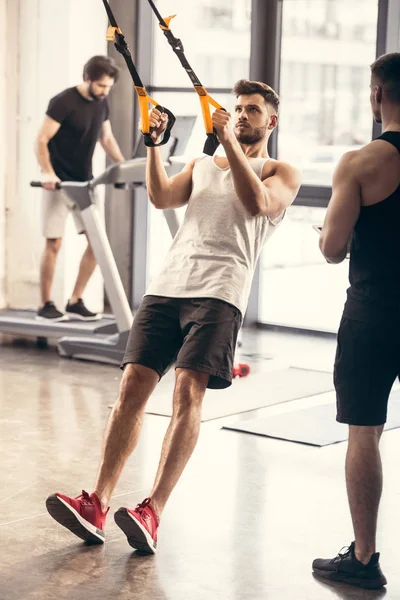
[312,53,400,589]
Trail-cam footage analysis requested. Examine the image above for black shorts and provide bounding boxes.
[122,295,242,389]
[334,317,400,425]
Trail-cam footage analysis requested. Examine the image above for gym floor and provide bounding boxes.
[0,327,396,600]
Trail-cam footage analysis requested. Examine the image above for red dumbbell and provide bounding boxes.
[232,363,250,378]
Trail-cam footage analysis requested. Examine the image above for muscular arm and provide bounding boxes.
[138,107,195,209]
[99,120,124,162]
[35,115,61,175]
[224,136,301,219]
[214,110,301,218]
[320,152,361,263]
[146,147,195,209]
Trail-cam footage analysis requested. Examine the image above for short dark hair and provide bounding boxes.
[371,52,400,103]
[232,79,280,113]
[83,55,120,82]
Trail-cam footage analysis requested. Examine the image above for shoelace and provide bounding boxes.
[331,545,351,568]
[75,490,109,516]
[135,497,152,516]
[77,490,93,505]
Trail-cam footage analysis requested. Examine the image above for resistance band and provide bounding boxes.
[147,0,224,156]
[102,0,175,147]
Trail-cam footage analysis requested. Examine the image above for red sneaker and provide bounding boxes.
[114,498,159,554]
[46,490,108,544]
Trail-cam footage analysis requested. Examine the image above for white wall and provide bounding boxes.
[0,0,6,308]
[2,0,108,311]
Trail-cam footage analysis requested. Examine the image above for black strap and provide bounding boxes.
[147,0,203,87]
[203,133,220,156]
[102,1,143,87]
[146,0,223,155]
[102,0,175,147]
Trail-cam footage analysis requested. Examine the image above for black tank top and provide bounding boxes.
[344,131,400,323]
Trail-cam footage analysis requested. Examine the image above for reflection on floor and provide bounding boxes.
[0,328,397,600]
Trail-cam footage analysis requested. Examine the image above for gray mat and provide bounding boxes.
[145,367,334,422]
[223,389,400,446]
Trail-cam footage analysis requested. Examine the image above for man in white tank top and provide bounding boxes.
[45,80,302,552]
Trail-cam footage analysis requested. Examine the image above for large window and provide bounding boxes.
[257,0,380,333]
[151,0,251,89]
[259,206,349,333]
[278,0,379,186]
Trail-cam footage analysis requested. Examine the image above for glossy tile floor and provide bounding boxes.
[1,328,399,599]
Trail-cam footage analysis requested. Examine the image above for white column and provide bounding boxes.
[5,0,108,311]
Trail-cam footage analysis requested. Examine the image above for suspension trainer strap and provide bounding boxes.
[146,0,223,155]
[102,0,175,147]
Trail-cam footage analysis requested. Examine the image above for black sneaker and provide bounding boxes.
[36,301,67,322]
[65,298,101,321]
[312,542,387,589]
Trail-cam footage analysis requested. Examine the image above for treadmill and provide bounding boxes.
[0,116,196,364]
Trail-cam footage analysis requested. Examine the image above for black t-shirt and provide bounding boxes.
[46,87,109,181]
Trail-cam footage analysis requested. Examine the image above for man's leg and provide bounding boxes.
[113,299,239,552]
[150,368,209,517]
[312,317,391,588]
[93,363,160,511]
[69,234,97,304]
[346,424,384,564]
[46,363,159,544]
[113,367,209,553]
[40,238,62,305]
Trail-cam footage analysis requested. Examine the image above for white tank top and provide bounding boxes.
[147,155,284,315]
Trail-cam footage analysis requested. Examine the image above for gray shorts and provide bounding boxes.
[41,188,100,238]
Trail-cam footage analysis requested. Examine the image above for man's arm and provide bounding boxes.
[320,152,361,264]
[260,161,302,221]
[145,108,195,209]
[146,148,195,209]
[99,120,125,163]
[35,115,62,190]
[213,110,301,219]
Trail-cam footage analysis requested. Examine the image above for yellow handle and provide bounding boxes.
[195,87,223,134]
[135,87,159,133]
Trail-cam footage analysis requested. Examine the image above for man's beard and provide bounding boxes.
[235,124,268,145]
[88,84,104,102]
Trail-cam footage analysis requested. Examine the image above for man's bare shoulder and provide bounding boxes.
[342,140,399,178]
[262,157,302,183]
[175,156,201,174]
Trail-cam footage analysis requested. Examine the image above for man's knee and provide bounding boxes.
[348,424,384,445]
[173,369,208,410]
[118,363,159,406]
[46,238,62,254]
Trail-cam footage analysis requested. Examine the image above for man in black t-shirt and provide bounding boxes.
[35,55,125,321]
